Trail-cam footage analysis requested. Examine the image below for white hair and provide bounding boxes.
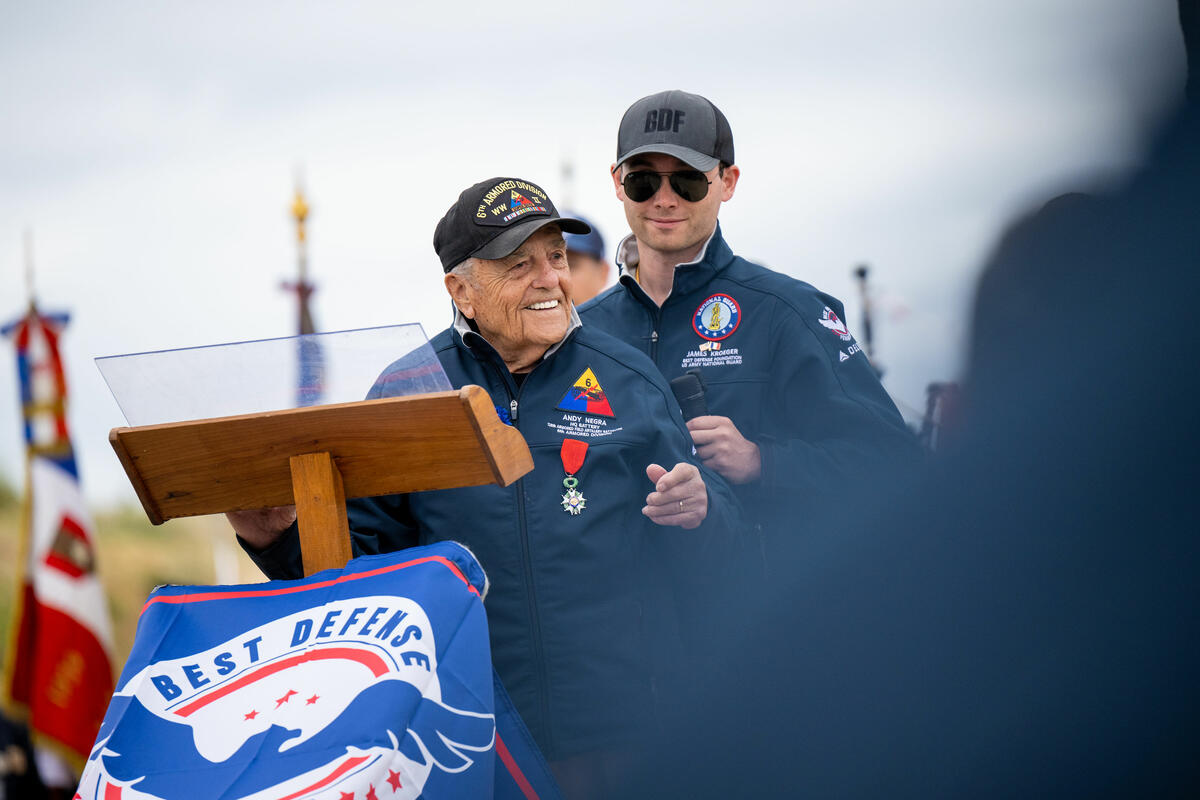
[449,257,478,284]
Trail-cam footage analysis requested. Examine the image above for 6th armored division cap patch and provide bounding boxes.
[474,180,549,227]
[432,176,590,272]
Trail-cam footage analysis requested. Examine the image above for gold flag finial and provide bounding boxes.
[291,186,309,243]
[285,168,316,336]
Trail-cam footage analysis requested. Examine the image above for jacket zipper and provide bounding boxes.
[495,364,552,751]
[638,281,663,364]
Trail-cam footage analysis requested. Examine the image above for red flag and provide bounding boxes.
[2,307,115,770]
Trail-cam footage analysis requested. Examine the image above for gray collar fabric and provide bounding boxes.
[452,304,582,365]
[614,224,719,276]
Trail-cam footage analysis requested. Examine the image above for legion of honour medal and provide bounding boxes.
[560,438,588,515]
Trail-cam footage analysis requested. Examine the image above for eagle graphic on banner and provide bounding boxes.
[76,543,562,799]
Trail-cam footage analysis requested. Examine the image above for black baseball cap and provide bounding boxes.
[616,90,735,172]
[433,177,590,272]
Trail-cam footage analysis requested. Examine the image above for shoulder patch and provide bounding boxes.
[556,367,615,418]
[818,306,854,342]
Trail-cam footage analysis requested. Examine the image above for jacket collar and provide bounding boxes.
[451,303,582,369]
[614,222,735,302]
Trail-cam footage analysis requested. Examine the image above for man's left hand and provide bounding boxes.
[686,415,762,484]
[643,462,708,529]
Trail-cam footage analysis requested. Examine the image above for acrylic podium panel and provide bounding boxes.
[97,324,452,426]
[100,326,533,575]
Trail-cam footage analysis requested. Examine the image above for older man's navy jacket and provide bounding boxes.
[246,316,740,761]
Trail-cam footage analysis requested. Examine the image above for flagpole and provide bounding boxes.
[18,230,36,664]
[2,232,36,726]
[852,263,874,360]
[20,231,35,593]
[853,263,884,378]
[3,239,116,773]
[286,168,316,337]
[282,170,323,408]
[24,228,35,311]
[560,156,575,210]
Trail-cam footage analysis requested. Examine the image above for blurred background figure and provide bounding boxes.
[562,212,611,304]
[0,710,47,799]
[31,748,72,799]
[619,3,1199,795]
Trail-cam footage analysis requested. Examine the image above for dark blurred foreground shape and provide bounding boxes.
[0,710,48,798]
[621,5,1200,796]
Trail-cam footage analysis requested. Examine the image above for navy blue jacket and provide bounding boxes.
[580,225,919,535]
[246,314,740,760]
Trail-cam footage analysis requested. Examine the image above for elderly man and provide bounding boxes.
[232,176,739,795]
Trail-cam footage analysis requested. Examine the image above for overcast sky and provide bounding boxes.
[0,0,1188,506]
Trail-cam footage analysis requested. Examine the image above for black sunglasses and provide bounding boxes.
[619,169,712,203]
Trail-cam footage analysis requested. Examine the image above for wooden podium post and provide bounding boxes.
[109,385,533,575]
[289,452,352,576]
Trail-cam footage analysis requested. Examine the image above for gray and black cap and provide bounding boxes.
[433,177,590,272]
[616,89,735,172]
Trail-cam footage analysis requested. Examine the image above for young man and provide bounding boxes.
[580,90,920,553]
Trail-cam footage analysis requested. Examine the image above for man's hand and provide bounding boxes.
[686,415,762,484]
[643,462,708,529]
[226,506,297,551]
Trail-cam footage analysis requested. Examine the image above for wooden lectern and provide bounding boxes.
[109,385,533,576]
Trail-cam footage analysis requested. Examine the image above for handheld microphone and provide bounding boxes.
[670,370,709,421]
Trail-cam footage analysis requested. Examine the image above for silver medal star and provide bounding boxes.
[561,488,586,515]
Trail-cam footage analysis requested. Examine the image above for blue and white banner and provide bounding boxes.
[77,542,561,800]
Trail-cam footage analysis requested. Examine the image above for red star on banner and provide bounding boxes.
[339,793,354,800]
[244,710,258,720]
[366,786,379,800]
[387,769,403,791]
[306,694,319,705]
[275,689,298,708]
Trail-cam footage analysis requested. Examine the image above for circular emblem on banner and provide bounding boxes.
[693,294,741,341]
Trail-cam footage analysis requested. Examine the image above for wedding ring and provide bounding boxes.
[679,499,685,512]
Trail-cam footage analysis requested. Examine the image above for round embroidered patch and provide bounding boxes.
[693,294,741,341]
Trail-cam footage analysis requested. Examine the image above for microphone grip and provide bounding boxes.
[670,371,709,421]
